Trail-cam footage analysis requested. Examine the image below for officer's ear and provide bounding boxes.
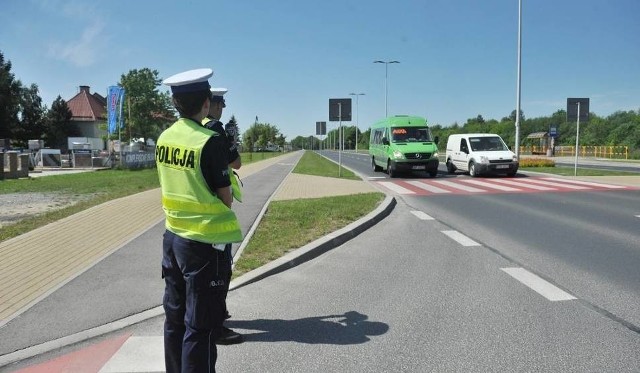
[199,96,211,117]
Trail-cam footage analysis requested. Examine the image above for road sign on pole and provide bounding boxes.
[329,98,352,177]
[329,99,352,122]
[567,98,590,176]
[567,98,589,122]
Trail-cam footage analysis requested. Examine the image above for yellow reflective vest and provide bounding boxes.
[156,118,242,244]
[201,118,243,202]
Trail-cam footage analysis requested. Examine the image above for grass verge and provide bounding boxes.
[233,150,384,278]
[232,193,384,278]
[520,167,638,176]
[0,169,160,242]
[293,151,359,180]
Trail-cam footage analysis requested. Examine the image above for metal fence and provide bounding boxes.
[520,145,629,159]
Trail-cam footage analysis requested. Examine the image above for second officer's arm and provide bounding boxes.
[201,134,233,208]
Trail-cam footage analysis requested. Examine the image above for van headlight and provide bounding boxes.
[479,156,489,164]
[512,155,518,162]
[392,150,405,159]
[433,152,439,158]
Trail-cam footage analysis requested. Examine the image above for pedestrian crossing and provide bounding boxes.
[10,333,165,373]
[375,177,634,196]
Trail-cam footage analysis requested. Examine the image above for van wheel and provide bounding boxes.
[429,169,438,178]
[446,159,456,174]
[469,161,478,177]
[372,157,382,172]
[387,160,396,178]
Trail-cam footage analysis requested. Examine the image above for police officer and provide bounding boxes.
[202,87,244,345]
[157,68,242,373]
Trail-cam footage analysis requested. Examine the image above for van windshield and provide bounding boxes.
[390,127,433,143]
[469,136,509,151]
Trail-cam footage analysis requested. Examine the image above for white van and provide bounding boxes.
[445,133,518,177]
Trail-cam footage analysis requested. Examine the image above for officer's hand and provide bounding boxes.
[225,122,238,143]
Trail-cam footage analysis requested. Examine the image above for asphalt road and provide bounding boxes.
[326,151,640,327]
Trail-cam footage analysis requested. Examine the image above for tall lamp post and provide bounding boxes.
[514,0,522,159]
[373,60,399,117]
[349,92,365,152]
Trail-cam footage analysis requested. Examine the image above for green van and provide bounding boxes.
[369,115,439,177]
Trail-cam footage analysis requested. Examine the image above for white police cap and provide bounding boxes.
[163,68,213,94]
[210,87,228,97]
[210,87,227,107]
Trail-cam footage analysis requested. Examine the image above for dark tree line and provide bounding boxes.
[1,51,79,149]
[429,109,640,158]
[302,108,639,159]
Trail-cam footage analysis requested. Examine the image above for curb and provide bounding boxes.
[229,195,396,291]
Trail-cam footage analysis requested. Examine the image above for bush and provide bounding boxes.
[519,157,555,167]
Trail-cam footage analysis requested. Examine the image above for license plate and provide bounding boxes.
[412,165,426,170]
[496,164,509,169]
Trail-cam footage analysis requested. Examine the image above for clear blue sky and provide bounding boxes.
[2,0,639,140]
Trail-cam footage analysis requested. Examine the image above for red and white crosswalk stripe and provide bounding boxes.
[10,334,167,373]
[375,177,636,196]
[99,336,164,373]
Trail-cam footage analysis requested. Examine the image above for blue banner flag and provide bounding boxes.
[107,86,122,134]
[107,86,125,134]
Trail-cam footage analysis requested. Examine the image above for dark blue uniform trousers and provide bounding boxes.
[162,230,229,373]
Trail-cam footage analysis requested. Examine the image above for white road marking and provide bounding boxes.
[100,336,165,373]
[368,176,388,179]
[635,215,640,218]
[378,181,415,194]
[405,180,451,193]
[411,210,435,220]
[543,177,627,189]
[441,230,481,246]
[501,268,576,301]
[491,179,556,190]
[433,180,486,193]
[459,179,521,191]
[519,178,590,189]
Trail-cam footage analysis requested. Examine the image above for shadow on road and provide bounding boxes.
[226,311,389,345]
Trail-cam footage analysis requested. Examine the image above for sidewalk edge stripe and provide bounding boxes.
[0,307,164,367]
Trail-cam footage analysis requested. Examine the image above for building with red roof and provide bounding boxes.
[66,86,107,138]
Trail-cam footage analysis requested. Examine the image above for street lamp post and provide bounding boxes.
[373,60,399,117]
[349,92,365,152]
[514,0,522,159]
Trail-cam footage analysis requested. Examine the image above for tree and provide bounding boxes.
[360,128,371,149]
[0,51,22,140]
[43,96,78,150]
[13,83,46,147]
[290,136,306,150]
[119,68,175,141]
[504,109,525,123]
[227,115,240,142]
[241,121,283,151]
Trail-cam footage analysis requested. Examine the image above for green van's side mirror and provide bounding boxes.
[382,137,390,145]
[434,136,439,145]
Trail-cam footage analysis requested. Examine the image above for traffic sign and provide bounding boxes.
[567,98,589,122]
[329,98,352,121]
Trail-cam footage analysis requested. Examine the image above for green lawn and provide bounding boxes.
[293,151,359,180]
[521,166,638,176]
[233,150,385,278]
